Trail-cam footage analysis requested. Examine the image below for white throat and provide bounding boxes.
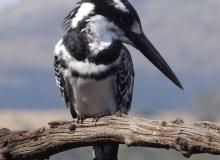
[82,15,123,55]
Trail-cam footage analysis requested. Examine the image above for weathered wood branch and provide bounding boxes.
[0,116,220,160]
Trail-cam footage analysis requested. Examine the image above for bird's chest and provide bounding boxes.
[62,28,122,65]
[70,75,117,117]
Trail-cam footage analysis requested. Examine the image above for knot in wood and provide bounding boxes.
[69,124,76,131]
[159,121,167,126]
[0,128,11,137]
[171,117,184,125]
[0,147,12,159]
[18,131,32,138]
[48,121,69,128]
[175,137,192,158]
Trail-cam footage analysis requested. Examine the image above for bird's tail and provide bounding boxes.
[93,143,119,160]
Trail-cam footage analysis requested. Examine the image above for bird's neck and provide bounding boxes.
[82,29,122,65]
[86,32,113,56]
[81,15,119,56]
[72,28,121,66]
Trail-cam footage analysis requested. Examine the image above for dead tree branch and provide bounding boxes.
[0,116,220,160]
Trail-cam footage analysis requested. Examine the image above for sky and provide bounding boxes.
[0,0,19,8]
[0,0,220,118]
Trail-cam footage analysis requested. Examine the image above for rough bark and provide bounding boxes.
[0,116,220,160]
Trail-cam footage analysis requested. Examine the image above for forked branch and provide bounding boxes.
[0,116,220,160]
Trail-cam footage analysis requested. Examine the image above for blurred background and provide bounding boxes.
[0,0,220,159]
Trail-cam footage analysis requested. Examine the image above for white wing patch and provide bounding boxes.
[71,3,95,28]
[113,0,129,12]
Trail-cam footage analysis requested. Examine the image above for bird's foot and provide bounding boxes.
[77,115,85,124]
[115,111,127,117]
[92,112,111,122]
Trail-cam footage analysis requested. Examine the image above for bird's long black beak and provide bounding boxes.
[127,32,183,90]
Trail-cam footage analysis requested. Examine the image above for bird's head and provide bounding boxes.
[64,0,183,89]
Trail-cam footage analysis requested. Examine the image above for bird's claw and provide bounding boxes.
[115,111,126,117]
[92,117,99,123]
[77,116,85,124]
[92,112,111,123]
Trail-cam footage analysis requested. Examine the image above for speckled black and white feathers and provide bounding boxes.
[54,55,77,118]
[54,56,65,103]
[115,47,134,113]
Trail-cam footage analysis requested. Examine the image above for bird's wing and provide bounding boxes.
[114,47,134,114]
[54,54,77,118]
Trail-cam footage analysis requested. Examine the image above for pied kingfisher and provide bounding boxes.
[54,0,183,159]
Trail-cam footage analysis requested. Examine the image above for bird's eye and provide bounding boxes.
[120,14,133,25]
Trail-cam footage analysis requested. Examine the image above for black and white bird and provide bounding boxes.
[54,0,183,159]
